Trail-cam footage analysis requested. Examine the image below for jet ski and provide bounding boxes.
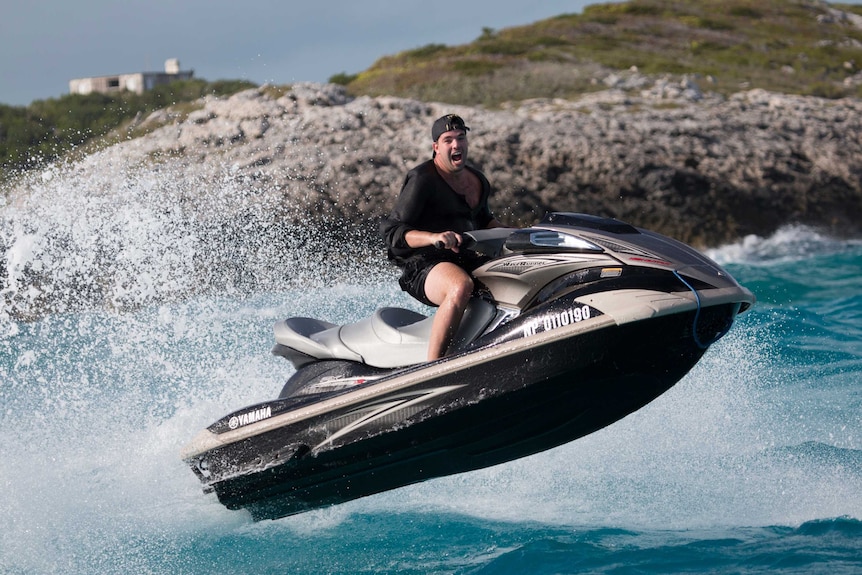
[181,212,754,521]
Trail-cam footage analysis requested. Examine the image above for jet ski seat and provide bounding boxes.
[273,307,433,368]
[340,308,433,367]
[273,298,498,369]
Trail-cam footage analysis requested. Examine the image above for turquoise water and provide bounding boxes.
[1,174,860,573]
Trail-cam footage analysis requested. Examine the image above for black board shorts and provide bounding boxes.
[397,254,488,308]
[398,259,438,307]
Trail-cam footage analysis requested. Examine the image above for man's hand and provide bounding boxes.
[433,231,462,252]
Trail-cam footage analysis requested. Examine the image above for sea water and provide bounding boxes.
[1,163,860,574]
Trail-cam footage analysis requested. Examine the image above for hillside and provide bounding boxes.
[3,0,861,181]
[0,80,256,178]
[344,0,862,106]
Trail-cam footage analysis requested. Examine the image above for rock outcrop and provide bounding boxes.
[3,80,860,320]
[57,81,862,246]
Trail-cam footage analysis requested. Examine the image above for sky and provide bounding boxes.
[1,0,603,107]
[4,0,861,107]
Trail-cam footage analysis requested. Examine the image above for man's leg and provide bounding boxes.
[423,262,473,360]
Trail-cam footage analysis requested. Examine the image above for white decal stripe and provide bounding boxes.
[311,385,465,451]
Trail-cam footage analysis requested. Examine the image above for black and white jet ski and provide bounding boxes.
[181,212,754,520]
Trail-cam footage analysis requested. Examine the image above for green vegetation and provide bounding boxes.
[328,72,359,85]
[346,0,862,106]
[0,78,255,179]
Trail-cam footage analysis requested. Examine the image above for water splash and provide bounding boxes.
[1,155,387,334]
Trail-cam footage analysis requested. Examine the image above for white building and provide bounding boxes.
[69,59,194,96]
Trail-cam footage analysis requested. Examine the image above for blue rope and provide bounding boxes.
[673,270,729,350]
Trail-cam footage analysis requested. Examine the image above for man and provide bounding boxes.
[380,114,503,360]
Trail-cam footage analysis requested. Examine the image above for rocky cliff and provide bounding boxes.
[3,80,860,320]
[57,81,862,247]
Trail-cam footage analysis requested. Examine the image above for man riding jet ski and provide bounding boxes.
[380,113,505,361]
[181,212,754,521]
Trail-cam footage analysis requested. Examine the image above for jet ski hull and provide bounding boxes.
[181,212,755,521]
[192,301,739,521]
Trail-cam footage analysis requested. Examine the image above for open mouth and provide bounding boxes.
[452,151,463,162]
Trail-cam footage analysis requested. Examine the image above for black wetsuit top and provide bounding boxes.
[380,159,495,304]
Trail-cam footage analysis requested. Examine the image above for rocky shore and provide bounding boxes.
[2,79,860,320]
[59,81,862,246]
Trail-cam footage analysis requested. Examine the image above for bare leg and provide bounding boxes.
[423,262,474,360]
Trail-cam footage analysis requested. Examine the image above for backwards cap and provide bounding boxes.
[432,114,470,141]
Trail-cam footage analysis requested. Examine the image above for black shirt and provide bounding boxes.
[380,159,495,270]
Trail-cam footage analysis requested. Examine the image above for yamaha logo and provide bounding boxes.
[228,406,272,429]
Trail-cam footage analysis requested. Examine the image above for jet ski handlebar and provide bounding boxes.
[433,225,610,257]
[463,227,607,257]
[432,228,514,255]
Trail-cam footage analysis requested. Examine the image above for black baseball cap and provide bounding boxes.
[432,114,470,141]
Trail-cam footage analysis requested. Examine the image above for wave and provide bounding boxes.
[3,285,859,540]
[1,273,860,572]
[706,225,862,266]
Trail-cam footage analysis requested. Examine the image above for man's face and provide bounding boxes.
[433,129,469,172]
